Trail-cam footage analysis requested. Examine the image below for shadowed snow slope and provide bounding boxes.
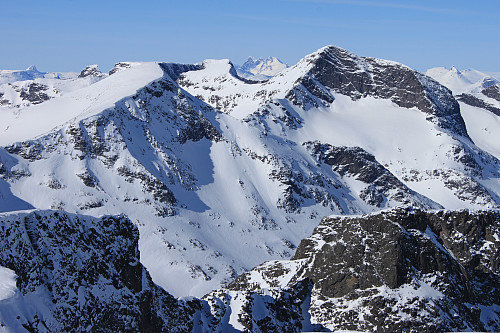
[0,46,499,301]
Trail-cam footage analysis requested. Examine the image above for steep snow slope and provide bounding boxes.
[180,46,500,211]
[0,46,499,298]
[460,102,500,160]
[0,62,162,146]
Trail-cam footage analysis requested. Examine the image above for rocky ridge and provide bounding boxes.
[0,210,197,332]
[1,208,497,332]
[1,46,500,300]
[221,207,500,332]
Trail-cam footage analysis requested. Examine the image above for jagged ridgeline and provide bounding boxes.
[0,208,498,331]
[0,45,499,331]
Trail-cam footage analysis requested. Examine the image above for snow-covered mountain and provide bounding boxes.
[426,66,498,94]
[0,64,107,110]
[1,46,500,297]
[236,56,288,80]
[426,66,500,159]
[0,208,497,331]
[0,46,499,331]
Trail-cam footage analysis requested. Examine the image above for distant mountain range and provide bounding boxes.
[235,56,289,80]
[426,66,499,94]
[0,47,498,331]
[426,65,500,158]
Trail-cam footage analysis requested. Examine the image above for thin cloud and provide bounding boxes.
[226,13,353,29]
[285,0,499,18]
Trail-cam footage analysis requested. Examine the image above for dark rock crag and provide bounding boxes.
[291,46,469,138]
[223,207,500,332]
[0,210,197,332]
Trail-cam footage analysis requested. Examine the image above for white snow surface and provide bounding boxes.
[460,102,500,160]
[0,266,16,301]
[426,66,499,94]
[0,266,24,332]
[236,56,288,80]
[0,47,499,298]
[0,62,163,146]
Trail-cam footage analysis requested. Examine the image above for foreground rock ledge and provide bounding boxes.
[225,207,500,332]
[0,208,498,332]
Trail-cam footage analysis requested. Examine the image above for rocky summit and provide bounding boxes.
[0,45,499,331]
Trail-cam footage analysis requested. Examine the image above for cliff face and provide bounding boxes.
[0,208,498,332]
[0,210,198,332]
[221,208,500,332]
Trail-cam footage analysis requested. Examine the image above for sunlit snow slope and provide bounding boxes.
[0,46,499,298]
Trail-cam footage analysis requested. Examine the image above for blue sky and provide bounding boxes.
[1,0,499,73]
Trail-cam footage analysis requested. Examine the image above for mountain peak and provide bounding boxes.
[78,64,105,78]
[288,45,468,138]
[310,45,353,60]
[236,56,288,80]
[316,44,349,54]
[201,59,238,77]
[25,65,39,72]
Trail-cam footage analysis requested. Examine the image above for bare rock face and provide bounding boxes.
[18,82,52,104]
[0,210,198,332]
[221,208,500,332]
[304,141,438,208]
[457,93,500,116]
[482,83,500,102]
[294,46,469,138]
[78,64,106,78]
[108,62,132,75]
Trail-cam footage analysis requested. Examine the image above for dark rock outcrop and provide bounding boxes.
[0,210,198,332]
[78,64,105,78]
[224,208,500,332]
[108,62,132,75]
[295,46,469,138]
[482,83,500,102]
[304,141,439,208]
[19,82,51,104]
[456,93,500,116]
